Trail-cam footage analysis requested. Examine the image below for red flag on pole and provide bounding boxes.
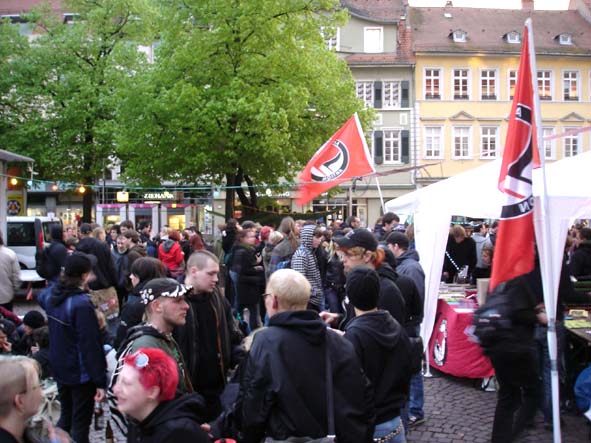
[490,24,541,290]
[296,113,375,206]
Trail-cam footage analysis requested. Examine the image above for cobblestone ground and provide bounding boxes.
[14,297,591,443]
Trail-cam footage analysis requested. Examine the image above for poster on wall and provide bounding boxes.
[6,193,24,216]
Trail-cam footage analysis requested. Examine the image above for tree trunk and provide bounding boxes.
[225,172,236,220]
[82,189,93,223]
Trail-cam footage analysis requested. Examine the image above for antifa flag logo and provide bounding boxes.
[310,140,350,183]
[500,103,534,220]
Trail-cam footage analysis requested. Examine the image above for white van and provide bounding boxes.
[6,216,63,270]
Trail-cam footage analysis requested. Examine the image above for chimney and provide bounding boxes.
[522,0,534,10]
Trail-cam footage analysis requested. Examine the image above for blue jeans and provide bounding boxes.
[535,322,566,424]
[239,303,261,332]
[403,325,424,422]
[324,286,344,314]
[374,416,406,443]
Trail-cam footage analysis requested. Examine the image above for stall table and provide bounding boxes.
[429,297,494,379]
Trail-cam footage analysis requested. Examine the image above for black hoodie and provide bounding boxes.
[240,310,374,443]
[126,394,209,443]
[345,311,412,423]
[376,263,407,326]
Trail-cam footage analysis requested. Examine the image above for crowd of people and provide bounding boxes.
[0,214,589,443]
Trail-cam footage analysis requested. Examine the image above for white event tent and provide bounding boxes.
[385,151,591,359]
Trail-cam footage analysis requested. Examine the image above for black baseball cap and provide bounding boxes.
[64,252,97,277]
[334,228,378,251]
[140,278,192,305]
[385,231,409,249]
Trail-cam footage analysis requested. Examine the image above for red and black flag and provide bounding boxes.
[490,24,541,290]
[296,114,375,206]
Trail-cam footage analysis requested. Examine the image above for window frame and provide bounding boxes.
[382,128,403,164]
[542,127,556,160]
[355,80,374,107]
[479,126,499,159]
[508,69,518,100]
[364,26,383,53]
[452,126,473,160]
[562,70,580,102]
[537,70,553,101]
[424,68,442,100]
[382,80,402,109]
[479,69,498,101]
[452,68,471,101]
[423,126,444,160]
[563,127,580,158]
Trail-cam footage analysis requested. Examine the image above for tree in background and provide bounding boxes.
[0,0,154,222]
[115,0,373,219]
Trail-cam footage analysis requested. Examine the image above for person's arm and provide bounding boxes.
[74,300,107,389]
[10,254,20,293]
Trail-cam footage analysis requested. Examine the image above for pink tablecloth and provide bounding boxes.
[429,299,494,379]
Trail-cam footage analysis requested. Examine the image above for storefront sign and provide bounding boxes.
[143,191,175,200]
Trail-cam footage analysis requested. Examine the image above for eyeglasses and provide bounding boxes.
[131,351,150,369]
[262,293,272,299]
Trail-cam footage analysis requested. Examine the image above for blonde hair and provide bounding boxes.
[451,225,467,240]
[267,269,310,310]
[269,231,284,245]
[0,356,40,417]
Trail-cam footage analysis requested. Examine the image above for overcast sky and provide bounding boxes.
[408,0,570,9]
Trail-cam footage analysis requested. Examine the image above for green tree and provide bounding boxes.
[0,0,154,221]
[115,0,372,219]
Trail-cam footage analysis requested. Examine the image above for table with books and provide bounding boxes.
[428,284,494,379]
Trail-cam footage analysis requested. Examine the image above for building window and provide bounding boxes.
[452,126,472,159]
[320,27,339,51]
[424,68,441,100]
[424,126,443,159]
[563,128,580,157]
[453,69,470,100]
[506,31,520,44]
[382,129,402,164]
[558,33,572,45]
[364,27,383,53]
[537,70,552,101]
[451,29,467,43]
[356,81,373,107]
[480,127,499,159]
[542,127,556,160]
[508,70,518,100]
[383,81,401,109]
[563,71,579,101]
[480,70,497,100]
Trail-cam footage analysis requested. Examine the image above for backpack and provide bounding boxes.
[35,245,53,279]
[471,282,523,357]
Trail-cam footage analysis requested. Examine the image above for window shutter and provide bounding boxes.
[401,130,409,163]
[374,81,382,109]
[401,80,409,108]
[374,131,383,165]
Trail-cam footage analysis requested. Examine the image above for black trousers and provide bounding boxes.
[57,382,96,443]
[490,348,539,443]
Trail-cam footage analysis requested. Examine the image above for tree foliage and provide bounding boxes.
[0,0,154,221]
[115,0,373,218]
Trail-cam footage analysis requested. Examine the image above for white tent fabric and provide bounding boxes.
[386,151,591,354]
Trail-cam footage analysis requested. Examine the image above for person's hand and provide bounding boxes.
[0,339,12,353]
[319,311,339,326]
[94,388,106,403]
[30,344,40,355]
[200,423,211,433]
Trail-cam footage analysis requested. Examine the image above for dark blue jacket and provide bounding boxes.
[38,283,107,388]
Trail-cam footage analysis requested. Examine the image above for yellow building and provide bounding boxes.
[409,5,591,184]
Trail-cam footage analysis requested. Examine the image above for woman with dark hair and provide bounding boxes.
[231,228,264,331]
[114,257,167,348]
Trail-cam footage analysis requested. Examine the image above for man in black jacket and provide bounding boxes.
[176,250,243,421]
[344,266,412,443]
[240,268,374,443]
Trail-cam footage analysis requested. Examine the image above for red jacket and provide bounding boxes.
[159,240,184,271]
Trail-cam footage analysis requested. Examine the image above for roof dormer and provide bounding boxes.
[450,29,467,43]
[555,33,572,45]
[504,31,521,44]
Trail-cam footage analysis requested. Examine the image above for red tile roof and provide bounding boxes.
[341,0,405,23]
[410,7,591,56]
[0,0,64,16]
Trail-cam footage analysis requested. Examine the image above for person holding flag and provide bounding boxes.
[485,19,546,443]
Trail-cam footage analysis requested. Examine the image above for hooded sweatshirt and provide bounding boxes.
[126,394,209,443]
[345,311,412,422]
[570,240,591,279]
[376,263,407,327]
[158,239,184,271]
[291,225,323,308]
[472,232,492,268]
[37,282,106,388]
